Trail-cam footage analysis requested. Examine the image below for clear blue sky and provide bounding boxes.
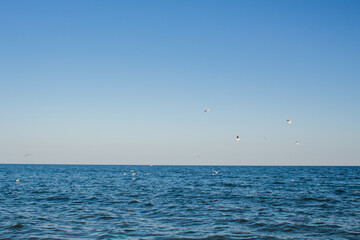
[1,0,359,165]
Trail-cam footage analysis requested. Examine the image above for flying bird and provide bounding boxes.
[236,136,240,141]
[203,109,210,112]
[286,120,292,124]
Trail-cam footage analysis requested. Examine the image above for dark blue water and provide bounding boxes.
[0,165,359,239]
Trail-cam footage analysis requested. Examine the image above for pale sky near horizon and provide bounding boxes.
[0,0,359,165]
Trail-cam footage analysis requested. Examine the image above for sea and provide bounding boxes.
[0,165,359,240]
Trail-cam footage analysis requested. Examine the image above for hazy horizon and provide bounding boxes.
[1,163,360,167]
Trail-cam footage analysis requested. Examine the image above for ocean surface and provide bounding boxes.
[0,165,359,240]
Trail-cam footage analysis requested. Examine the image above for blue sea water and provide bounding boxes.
[0,165,359,240]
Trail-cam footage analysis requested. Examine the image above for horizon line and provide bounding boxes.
[0,163,359,167]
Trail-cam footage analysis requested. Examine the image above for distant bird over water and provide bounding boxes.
[296,141,299,145]
[286,120,292,124]
[203,109,210,112]
[236,136,240,141]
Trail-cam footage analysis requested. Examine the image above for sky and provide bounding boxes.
[0,0,359,165]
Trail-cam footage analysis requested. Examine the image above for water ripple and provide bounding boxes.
[0,165,359,239]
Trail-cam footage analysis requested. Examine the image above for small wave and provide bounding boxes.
[222,183,237,187]
[124,229,135,232]
[273,181,285,184]
[129,194,140,198]
[249,222,267,228]
[200,235,234,240]
[79,215,95,220]
[320,203,332,208]
[301,197,334,202]
[46,196,70,201]
[98,233,116,239]
[334,189,345,194]
[31,190,50,194]
[163,236,233,240]
[97,216,116,220]
[87,196,99,201]
[8,223,23,229]
[230,218,249,223]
